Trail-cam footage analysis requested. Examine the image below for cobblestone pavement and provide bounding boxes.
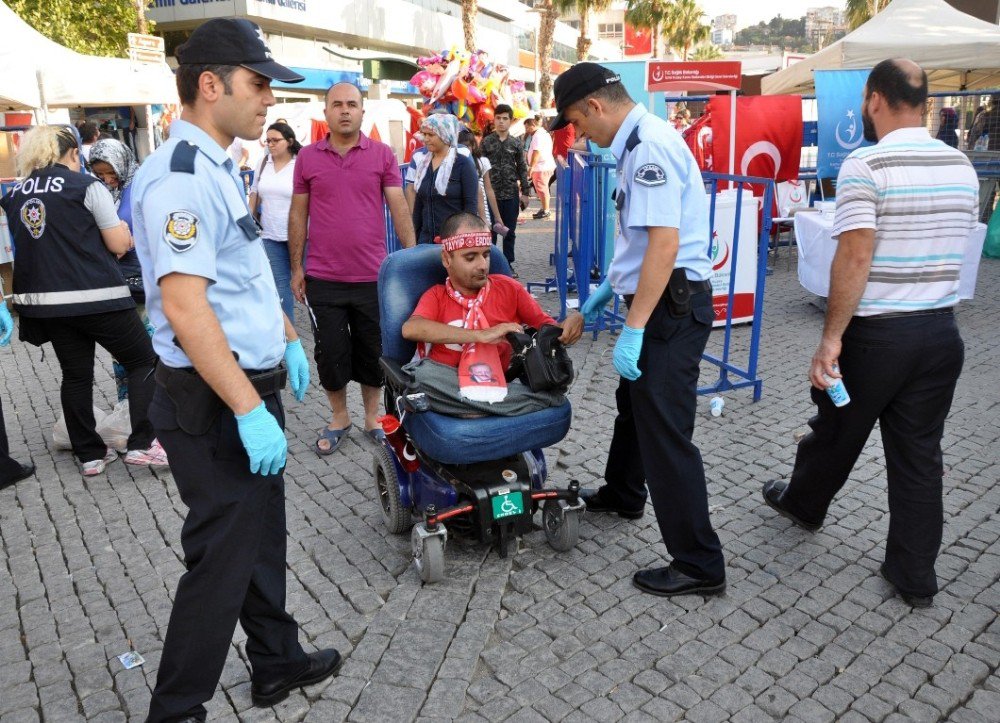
[1,218,998,723]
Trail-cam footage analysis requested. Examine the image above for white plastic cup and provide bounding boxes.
[823,366,851,407]
[710,396,725,417]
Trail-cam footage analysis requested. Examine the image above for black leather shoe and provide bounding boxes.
[251,649,342,707]
[580,489,644,520]
[880,564,933,608]
[0,462,35,491]
[633,566,726,597]
[761,480,822,532]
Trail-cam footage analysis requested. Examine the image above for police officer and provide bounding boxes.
[131,20,338,722]
[550,64,726,597]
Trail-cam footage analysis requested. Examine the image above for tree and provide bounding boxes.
[845,0,892,30]
[690,44,724,61]
[461,0,478,52]
[663,0,710,61]
[554,0,613,61]
[9,0,153,57]
[537,0,560,108]
[624,0,672,58]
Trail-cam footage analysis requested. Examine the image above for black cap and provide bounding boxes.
[550,62,622,131]
[176,18,304,83]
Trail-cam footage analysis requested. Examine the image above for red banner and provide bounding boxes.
[646,61,742,92]
[625,24,652,56]
[708,95,802,188]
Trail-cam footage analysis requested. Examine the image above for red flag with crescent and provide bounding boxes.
[708,95,802,193]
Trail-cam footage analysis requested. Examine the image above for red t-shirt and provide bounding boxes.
[552,125,576,160]
[411,275,557,367]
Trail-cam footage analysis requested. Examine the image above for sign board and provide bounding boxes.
[709,191,758,326]
[128,33,165,53]
[645,61,742,92]
[129,48,166,65]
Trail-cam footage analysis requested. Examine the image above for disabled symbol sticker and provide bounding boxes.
[491,491,524,520]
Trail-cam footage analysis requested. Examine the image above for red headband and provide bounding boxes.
[435,231,492,253]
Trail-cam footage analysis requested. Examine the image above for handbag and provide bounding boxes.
[505,324,574,393]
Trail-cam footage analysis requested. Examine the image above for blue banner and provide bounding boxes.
[815,69,874,179]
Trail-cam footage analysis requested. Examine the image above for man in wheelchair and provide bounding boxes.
[402,212,583,402]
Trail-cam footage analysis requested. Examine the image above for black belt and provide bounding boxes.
[858,307,954,321]
[154,364,287,397]
[623,275,712,308]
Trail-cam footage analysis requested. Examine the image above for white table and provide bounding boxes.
[793,211,987,300]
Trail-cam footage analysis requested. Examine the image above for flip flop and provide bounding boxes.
[315,425,351,456]
[364,428,386,443]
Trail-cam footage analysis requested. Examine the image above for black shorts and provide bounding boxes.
[305,278,383,391]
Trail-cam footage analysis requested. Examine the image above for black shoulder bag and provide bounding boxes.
[505,324,574,393]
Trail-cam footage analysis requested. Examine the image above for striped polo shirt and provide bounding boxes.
[832,127,978,316]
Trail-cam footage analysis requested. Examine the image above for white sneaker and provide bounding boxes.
[125,439,169,467]
[82,448,118,478]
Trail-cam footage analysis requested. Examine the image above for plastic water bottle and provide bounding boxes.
[823,366,851,407]
[710,396,725,417]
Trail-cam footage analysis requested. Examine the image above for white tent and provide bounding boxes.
[0,2,176,111]
[762,0,1000,95]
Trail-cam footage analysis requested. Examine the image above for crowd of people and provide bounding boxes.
[0,14,980,721]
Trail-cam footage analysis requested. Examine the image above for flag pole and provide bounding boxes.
[728,89,736,177]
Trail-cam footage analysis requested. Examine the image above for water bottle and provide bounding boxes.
[709,396,724,417]
[823,366,851,407]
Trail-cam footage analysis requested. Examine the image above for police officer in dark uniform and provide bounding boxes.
[130,20,336,722]
[550,64,726,597]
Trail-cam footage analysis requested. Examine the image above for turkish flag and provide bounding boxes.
[708,95,802,191]
[682,112,713,171]
[625,24,652,56]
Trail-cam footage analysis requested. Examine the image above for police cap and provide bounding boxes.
[176,18,304,83]
[550,62,622,131]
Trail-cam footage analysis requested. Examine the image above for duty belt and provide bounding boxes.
[154,364,287,397]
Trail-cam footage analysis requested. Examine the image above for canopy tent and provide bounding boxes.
[0,2,176,112]
[762,0,1000,95]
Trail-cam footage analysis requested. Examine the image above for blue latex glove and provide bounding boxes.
[580,278,614,324]
[235,402,287,475]
[613,325,644,381]
[0,303,13,347]
[284,339,309,402]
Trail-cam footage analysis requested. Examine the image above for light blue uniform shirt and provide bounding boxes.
[607,104,712,294]
[132,120,285,370]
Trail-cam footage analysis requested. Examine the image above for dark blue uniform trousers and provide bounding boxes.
[146,387,308,723]
[0,395,26,481]
[603,289,726,582]
[780,311,964,599]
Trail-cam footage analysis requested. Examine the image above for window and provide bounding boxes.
[598,23,623,40]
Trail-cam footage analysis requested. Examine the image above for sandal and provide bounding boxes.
[315,425,351,456]
[364,428,386,443]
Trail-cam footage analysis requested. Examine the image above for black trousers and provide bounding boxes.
[493,196,521,264]
[305,278,383,391]
[0,395,26,480]
[601,289,725,581]
[41,310,156,461]
[145,387,307,723]
[781,311,964,598]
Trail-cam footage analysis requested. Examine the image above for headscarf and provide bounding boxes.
[936,107,959,148]
[412,114,459,197]
[89,138,138,204]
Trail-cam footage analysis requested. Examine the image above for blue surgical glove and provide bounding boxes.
[580,279,614,324]
[0,303,13,347]
[284,338,309,402]
[613,325,644,381]
[235,402,287,475]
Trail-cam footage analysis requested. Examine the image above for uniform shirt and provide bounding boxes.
[411,274,555,367]
[131,120,285,370]
[832,127,978,316]
[293,133,401,283]
[608,104,712,295]
[480,133,530,200]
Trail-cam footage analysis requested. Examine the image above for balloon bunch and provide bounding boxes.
[410,48,534,133]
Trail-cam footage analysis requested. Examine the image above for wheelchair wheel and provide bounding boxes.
[373,446,411,534]
[543,498,580,552]
[412,524,445,584]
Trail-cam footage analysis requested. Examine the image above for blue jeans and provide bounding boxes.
[263,239,294,320]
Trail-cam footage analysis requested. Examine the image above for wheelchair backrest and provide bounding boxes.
[378,244,513,363]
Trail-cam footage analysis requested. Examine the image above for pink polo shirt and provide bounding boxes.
[293,133,402,283]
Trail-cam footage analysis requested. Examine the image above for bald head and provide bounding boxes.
[866,58,928,110]
[325,81,363,104]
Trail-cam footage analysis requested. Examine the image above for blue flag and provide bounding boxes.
[815,69,874,179]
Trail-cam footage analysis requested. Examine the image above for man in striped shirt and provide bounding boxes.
[762,59,978,609]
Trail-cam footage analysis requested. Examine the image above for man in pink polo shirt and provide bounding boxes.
[289,82,415,454]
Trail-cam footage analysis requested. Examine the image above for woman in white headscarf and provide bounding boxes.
[411,114,480,244]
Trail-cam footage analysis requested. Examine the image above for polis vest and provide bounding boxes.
[0,164,133,318]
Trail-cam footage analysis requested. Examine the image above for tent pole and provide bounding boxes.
[728,89,736,177]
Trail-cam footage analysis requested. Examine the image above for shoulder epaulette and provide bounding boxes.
[170,141,198,174]
[625,125,642,153]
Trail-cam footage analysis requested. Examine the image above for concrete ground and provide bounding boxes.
[0,217,997,722]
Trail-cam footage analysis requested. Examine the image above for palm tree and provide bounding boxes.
[690,43,723,61]
[845,0,892,30]
[624,0,672,58]
[663,0,710,61]
[555,0,613,61]
[537,0,560,108]
[461,0,478,52]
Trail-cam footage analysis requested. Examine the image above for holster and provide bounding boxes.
[154,363,288,435]
[665,267,693,319]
